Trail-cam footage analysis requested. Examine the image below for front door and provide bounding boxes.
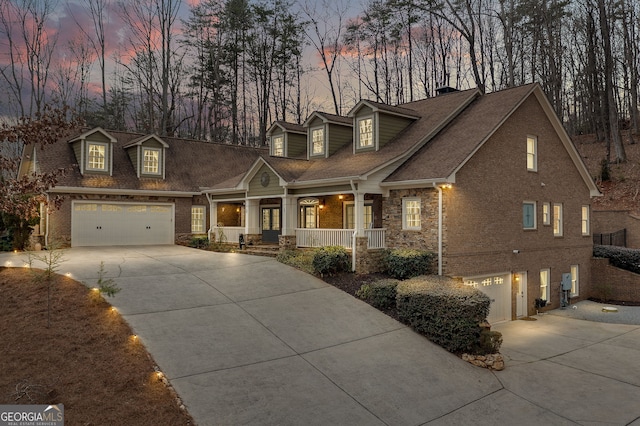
[261,207,281,243]
[515,272,528,317]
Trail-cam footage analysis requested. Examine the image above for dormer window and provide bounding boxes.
[87,143,107,171]
[143,148,160,174]
[358,117,374,148]
[272,136,284,156]
[311,127,325,155]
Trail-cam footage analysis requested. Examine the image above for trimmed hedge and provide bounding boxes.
[356,279,399,309]
[312,246,351,276]
[594,245,640,274]
[276,249,315,275]
[188,236,210,249]
[396,276,493,354]
[383,248,436,279]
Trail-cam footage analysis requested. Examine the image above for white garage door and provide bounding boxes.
[464,274,511,324]
[72,202,174,247]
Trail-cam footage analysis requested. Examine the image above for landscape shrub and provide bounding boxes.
[383,248,436,279]
[276,249,315,275]
[396,276,492,354]
[312,246,350,276]
[188,236,210,249]
[356,278,399,309]
[594,245,640,274]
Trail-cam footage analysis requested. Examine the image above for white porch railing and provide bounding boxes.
[211,226,244,244]
[295,228,386,249]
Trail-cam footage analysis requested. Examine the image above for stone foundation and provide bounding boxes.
[354,236,385,274]
[278,235,297,251]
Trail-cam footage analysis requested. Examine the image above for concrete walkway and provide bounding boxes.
[3,246,640,425]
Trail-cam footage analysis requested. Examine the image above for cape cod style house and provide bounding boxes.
[20,83,600,322]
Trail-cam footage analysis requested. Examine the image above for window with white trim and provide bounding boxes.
[581,205,590,236]
[527,135,537,171]
[87,142,107,171]
[358,117,373,148]
[344,202,373,229]
[311,127,325,155]
[523,201,536,229]
[542,202,550,225]
[570,264,579,297]
[540,269,550,302]
[191,206,205,233]
[143,148,160,174]
[272,135,284,156]
[402,198,421,230]
[553,203,563,236]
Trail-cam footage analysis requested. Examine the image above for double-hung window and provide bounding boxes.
[402,198,421,230]
[540,269,550,302]
[344,202,373,229]
[87,143,107,171]
[527,136,537,171]
[272,136,284,156]
[570,265,579,296]
[523,201,536,230]
[143,148,160,174]
[311,128,325,155]
[358,117,373,148]
[542,203,550,225]
[581,206,590,236]
[553,203,563,236]
[191,206,205,234]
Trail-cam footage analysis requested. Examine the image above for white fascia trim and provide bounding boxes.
[50,186,200,197]
[285,176,362,188]
[380,176,454,190]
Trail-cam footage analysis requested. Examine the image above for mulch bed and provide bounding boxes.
[0,267,193,425]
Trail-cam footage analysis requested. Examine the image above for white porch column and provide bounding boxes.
[209,201,218,240]
[354,192,366,237]
[281,196,298,236]
[245,199,261,235]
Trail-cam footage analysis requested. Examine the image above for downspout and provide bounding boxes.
[435,183,443,276]
[205,193,213,242]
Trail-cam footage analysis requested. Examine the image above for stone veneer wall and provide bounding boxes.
[591,257,640,303]
[382,188,440,251]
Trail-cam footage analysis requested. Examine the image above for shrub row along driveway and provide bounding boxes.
[3,245,640,425]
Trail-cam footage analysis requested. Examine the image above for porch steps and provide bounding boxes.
[239,244,280,258]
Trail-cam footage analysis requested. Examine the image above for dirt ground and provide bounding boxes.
[0,267,194,425]
[575,132,640,214]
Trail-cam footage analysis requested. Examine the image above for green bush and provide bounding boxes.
[276,249,315,275]
[356,278,399,309]
[475,329,503,355]
[189,236,210,249]
[312,246,350,276]
[383,248,436,279]
[594,245,640,274]
[396,276,491,354]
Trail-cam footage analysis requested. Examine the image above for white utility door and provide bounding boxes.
[465,274,511,324]
[72,202,174,247]
[515,272,528,317]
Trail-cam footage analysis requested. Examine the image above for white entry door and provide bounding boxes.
[72,202,174,246]
[515,272,528,317]
[465,274,511,324]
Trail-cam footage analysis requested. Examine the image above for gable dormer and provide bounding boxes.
[348,101,419,153]
[123,134,169,179]
[266,121,307,158]
[68,127,117,176]
[303,112,352,159]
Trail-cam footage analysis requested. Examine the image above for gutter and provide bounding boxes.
[350,179,357,272]
[50,186,200,197]
[45,194,50,248]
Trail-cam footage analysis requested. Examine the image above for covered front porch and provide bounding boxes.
[207,193,386,251]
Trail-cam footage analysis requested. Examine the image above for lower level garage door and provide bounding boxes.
[71,202,174,247]
[464,274,511,324]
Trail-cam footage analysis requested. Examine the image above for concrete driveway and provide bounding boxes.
[3,245,640,425]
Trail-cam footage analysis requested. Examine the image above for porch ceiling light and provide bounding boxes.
[441,183,452,189]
